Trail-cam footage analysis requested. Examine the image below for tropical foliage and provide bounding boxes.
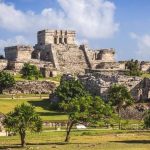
[3,103,42,147]
[21,63,42,80]
[0,71,15,93]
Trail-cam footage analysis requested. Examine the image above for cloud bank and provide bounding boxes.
[0,0,119,39]
[130,32,150,60]
[0,36,28,49]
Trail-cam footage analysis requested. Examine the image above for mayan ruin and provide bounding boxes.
[1,29,150,75]
[0,29,150,101]
[0,0,150,149]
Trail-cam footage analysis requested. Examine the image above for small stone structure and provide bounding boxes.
[5,45,33,61]
[37,29,76,45]
[78,72,150,101]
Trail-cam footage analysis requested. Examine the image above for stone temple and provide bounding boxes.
[0,29,150,77]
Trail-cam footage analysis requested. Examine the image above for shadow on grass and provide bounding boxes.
[0,142,99,149]
[28,99,51,111]
[0,144,22,149]
[28,99,66,118]
[111,140,150,144]
[37,112,66,116]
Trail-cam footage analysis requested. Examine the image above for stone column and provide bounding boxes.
[62,37,64,44]
[57,37,59,44]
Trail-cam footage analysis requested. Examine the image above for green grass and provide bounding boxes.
[0,98,68,121]
[141,73,150,78]
[0,130,150,150]
[14,73,61,83]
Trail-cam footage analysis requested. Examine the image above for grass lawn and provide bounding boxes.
[0,130,150,150]
[141,73,150,78]
[0,97,68,121]
[14,74,61,83]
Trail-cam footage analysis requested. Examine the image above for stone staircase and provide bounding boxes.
[53,44,89,74]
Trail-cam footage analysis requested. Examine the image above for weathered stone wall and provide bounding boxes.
[140,61,150,72]
[5,45,33,61]
[78,72,150,101]
[37,29,76,45]
[3,81,56,94]
[7,60,53,72]
[0,59,7,70]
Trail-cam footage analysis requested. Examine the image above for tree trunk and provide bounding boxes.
[20,131,26,147]
[118,108,121,130]
[65,121,74,142]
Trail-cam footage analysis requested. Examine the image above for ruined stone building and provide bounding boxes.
[0,29,150,101]
[1,29,150,77]
[0,30,120,76]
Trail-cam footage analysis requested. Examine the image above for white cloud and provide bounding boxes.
[0,0,119,39]
[0,36,28,50]
[130,32,150,60]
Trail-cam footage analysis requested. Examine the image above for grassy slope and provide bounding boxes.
[0,97,67,121]
[14,74,61,83]
[141,73,150,78]
[0,130,150,150]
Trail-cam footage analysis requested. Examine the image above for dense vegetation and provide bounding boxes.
[144,110,150,128]
[108,84,133,129]
[21,63,42,80]
[125,59,142,76]
[0,71,15,93]
[54,77,89,110]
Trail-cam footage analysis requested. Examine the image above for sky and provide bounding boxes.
[0,0,150,61]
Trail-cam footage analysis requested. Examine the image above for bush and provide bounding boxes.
[0,71,15,93]
[125,59,142,76]
[21,63,42,80]
[144,110,150,128]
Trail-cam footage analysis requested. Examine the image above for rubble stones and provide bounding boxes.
[3,81,56,94]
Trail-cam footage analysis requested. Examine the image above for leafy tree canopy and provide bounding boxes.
[0,71,15,93]
[108,84,133,129]
[54,78,113,142]
[21,63,42,80]
[61,95,113,142]
[3,103,42,147]
[55,77,89,108]
[108,84,133,110]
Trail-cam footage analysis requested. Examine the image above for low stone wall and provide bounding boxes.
[3,81,56,94]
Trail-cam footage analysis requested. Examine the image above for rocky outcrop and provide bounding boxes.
[3,81,56,94]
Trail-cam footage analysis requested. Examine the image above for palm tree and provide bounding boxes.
[3,103,42,147]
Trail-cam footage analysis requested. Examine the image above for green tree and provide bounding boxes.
[59,96,113,142]
[3,103,42,147]
[144,110,150,128]
[0,71,15,93]
[21,63,42,80]
[108,84,133,129]
[54,78,113,142]
[125,59,142,76]
[54,77,89,110]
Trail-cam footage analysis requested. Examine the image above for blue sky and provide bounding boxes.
[0,0,150,60]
